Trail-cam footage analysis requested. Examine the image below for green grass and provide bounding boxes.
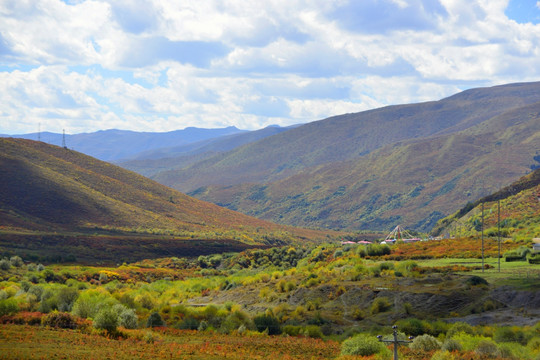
[416,257,540,289]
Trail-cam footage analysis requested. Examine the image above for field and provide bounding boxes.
[1,237,539,359]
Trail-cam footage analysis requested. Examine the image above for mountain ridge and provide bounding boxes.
[147,82,540,232]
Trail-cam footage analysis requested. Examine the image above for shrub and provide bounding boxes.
[341,333,389,357]
[57,287,79,312]
[72,290,117,319]
[446,322,475,338]
[0,298,18,316]
[93,308,119,332]
[410,334,441,351]
[253,314,281,335]
[431,350,457,360]
[179,316,199,330]
[282,325,303,336]
[0,259,11,270]
[41,311,77,329]
[10,256,23,267]
[146,312,164,328]
[303,325,323,339]
[114,304,137,329]
[465,275,488,286]
[371,297,392,314]
[441,338,462,352]
[397,318,425,336]
[220,310,252,334]
[474,339,499,357]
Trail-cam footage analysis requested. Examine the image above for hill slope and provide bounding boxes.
[0,138,330,244]
[432,167,540,240]
[147,82,540,231]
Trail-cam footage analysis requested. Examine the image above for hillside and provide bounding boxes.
[0,138,334,247]
[147,82,540,231]
[432,167,540,240]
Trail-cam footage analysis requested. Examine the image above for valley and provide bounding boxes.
[1,82,539,359]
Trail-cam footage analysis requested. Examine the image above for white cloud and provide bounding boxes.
[1,0,540,134]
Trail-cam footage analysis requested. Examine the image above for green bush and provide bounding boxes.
[0,298,18,316]
[446,322,475,338]
[0,259,11,270]
[371,297,392,314]
[57,287,79,312]
[41,311,77,329]
[341,333,390,357]
[114,304,137,329]
[465,275,488,286]
[303,325,323,338]
[474,339,499,357]
[253,314,281,335]
[282,325,303,336]
[441,338,462,352]
[410,334,441,351]
[146,312,164,328]
[93,308,119,332]
[10,256,23,267]
[178,316,199,330]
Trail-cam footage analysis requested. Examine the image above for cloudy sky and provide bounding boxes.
[1,0,540,134]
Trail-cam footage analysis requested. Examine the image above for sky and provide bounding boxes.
[1,0,540,134]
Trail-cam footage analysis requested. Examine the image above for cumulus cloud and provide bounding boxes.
[1,0,540,134]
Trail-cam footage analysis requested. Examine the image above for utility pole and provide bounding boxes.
[62,129,67,149]
[498,199,501,272]
[481,202,485,273]
[377,325,413,360]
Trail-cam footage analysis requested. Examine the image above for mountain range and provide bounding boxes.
[144,82,540,232]
[4,81,540,234]
[1,126,247,161]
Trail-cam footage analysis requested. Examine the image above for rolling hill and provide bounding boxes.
[147,82,540,232]
[0,138,334,247]
[432,167,540,240]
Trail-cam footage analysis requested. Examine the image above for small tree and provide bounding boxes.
[341,334,390,357]
[93,308,118,333]
[253,314,281,335]
[146,312,164,327]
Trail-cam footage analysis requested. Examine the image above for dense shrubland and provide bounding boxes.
[0,239,539,359]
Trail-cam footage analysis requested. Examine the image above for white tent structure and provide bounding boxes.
[384,225,421,243]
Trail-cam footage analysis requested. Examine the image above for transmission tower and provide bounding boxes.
[62,129,67,149]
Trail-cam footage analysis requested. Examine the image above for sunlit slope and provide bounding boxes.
[154,82,540,193]
[432,167,540,240]
[187,100,540,231]
[0,138,329,242]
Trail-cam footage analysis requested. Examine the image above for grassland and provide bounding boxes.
[1,237,539,359]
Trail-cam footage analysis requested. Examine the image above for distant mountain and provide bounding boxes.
[148,82,540,232]
[432,167,540,239]
[1,126,246,161]
[118,125,298,177]
[0,138,330,244]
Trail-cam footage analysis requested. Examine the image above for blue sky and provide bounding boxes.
[1,0,540,134]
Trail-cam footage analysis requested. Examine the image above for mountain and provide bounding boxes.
[1,126,246,161]
[117,125,297,177]
[0,138,332,245]
[148,82,540,232]
[432,167,540,239]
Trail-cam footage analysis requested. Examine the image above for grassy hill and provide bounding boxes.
[0,139,339,262]
[147,82,540,231]
[432,167,540,240]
